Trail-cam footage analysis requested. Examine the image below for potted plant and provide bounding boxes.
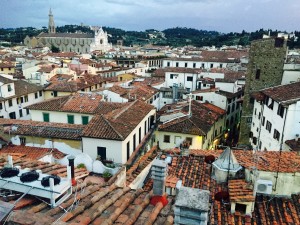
[103,170,112,182]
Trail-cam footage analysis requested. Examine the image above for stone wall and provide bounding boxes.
[239,38,287,144]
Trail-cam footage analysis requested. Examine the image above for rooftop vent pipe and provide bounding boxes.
[67,155,76,186]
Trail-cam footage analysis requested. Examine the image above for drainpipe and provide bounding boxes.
[274,104,288,191]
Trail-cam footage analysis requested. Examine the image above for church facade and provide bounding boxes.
[24,9,112,54]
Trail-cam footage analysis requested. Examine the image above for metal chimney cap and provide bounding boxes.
[67,155,75,160]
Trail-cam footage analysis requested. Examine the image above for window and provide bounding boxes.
[26,108,30,115]
[0,103,2,110]
[249,97,255,104]
[20,136,26,145]
[176,62,179,67]
[268,99,274,110]
[8,99,13,107]
[174,136,181,144]
[21,97,24,103]
[133,134,136,151]
[164,135,170,143]
[266,121,272,133]
[255,69,261,80]
[186,137,193,145]
[9,112,16,119]
[273,129,280,141]
[53,91,58,97]
[246,117,252,123]
[82,116,89,125]
[39,91,42,97]
[67,115,74,124]
[258,112,261,119]
[214,129,218,137]
[210,63,213,68]
[24,95,28,102]
[170,74,174,79]
[187,77,193,82]
[201,63,205,68]
[167,62,170,67]
[249,132,253,138]
[252,137,257,145]
[43,113,50,122]
[277,104,285,118]
[235,203,247,214]
[139,127,141,143]
[185,63,188,68]
[254,108,257,115]
[19,109,23,118]
[193,63,196,68]
[220,64,223,68]
[8,85,12,92]
[127,142,130,160]
[35,93,38,99]
[97,147,106,160]
[196,96,203,101]
[262,116,265,126]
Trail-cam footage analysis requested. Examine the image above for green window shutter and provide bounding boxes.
[43,113,49,122]
[67,115,74,124]
[82,116,89,125]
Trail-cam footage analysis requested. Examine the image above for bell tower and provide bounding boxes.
[48,8,56,33]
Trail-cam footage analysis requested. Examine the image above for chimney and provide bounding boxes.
[67,155,76,186]
[174,187,210,225]
[150,159,168,206]
[295,134,299,142]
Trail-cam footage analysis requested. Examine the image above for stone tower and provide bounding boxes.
[239,37,287,144]
[48,8,56,34]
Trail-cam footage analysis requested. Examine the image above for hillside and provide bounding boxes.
[1,25,299,48]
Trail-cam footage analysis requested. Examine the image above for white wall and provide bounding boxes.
[82,109,156,164]
[30,110,92,124]
[251,99,300,151]
[1,91,44,120]
[165,72,197,91]
[162,59,228,69]
[156,131,203,150]
[282,70,300,85]
[191,92,227,110]
[246,169,300,196]
[103,90,129,103]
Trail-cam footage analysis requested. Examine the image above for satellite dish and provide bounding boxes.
[20,171,39,183]
[0,167,19,178]
[41,175,61,187]
[204,155,215,164]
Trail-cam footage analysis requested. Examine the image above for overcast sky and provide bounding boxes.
[0,0,299,33]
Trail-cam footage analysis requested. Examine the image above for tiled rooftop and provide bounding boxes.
[158,100,225,134]
[26,93,124,115]
[0,145,66,160]
[7,182,174,225]
[82,100,155,140]
[0,118,85,140]
[262,81,300,104]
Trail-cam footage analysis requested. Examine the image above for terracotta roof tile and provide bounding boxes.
[83,100,154,140]
[0,118,84,140]
[228,179,255,202]
[0,145,65,160]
